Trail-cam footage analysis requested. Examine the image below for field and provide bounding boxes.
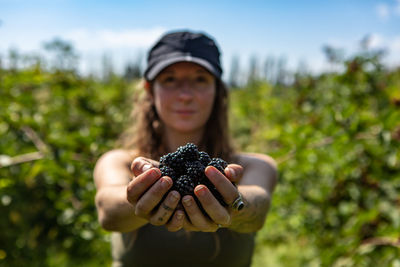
[0,44,399,266]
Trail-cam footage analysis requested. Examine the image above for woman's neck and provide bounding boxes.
[164,127,204,152]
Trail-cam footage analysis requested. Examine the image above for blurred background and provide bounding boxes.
[1,0,399,266]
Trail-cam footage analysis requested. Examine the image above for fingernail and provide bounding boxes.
[143,164,152,171]
[176,211,184,220]
[195,185,206,197]
[182,196,192,206]
[171,191,179,201]
[161,177,171,188]
[150,168,160,178]
[226,167,236,177]
[206,166,217,175]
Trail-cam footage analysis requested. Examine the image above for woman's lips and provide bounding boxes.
[175,110,195,115]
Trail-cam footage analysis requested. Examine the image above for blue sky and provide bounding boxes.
[1,0,399,78]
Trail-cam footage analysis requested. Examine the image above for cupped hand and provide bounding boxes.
[127,157,184,229]
[181,164,244,232]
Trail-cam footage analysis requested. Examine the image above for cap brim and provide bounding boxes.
[145,55,221,81]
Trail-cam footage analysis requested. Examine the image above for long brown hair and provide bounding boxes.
[118,78,235,162]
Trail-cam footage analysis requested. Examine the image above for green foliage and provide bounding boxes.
[0,64,135,266]
[0,47,399,266]
[233,50,400,266]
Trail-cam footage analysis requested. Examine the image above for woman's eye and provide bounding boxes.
[164,76,176,83]
[196,76,208,83]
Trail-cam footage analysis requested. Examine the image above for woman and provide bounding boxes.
[94,30,277,267]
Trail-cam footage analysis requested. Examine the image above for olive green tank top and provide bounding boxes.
[111,224,255,267]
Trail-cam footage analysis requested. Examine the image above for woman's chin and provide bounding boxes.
[170,124,204,134]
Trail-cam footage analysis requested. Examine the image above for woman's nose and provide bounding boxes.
[177,81,194,100]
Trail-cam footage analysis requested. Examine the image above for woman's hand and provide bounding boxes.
[181,164,244,232]
[127,157,184,230]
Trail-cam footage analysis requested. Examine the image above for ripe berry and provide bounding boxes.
[185,161,205,183]
[160,166,177,181]
[208,158,228,174]
[174,175,196,196]
[199,151,211,166]
[177,143,200,161]
[158,143,231,214]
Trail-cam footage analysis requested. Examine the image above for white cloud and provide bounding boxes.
[391,37,400,52]
[366,34,400,55]
[57,27,168,75]
[366,34,400,66]
[0,26,168,75]
[324,33,400,69]
[65,27,167,51]
[376,1,400,20]
[376,3,390,20]
[368,33,384,48]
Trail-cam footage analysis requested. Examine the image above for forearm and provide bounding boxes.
[95,185,148,232]
[228,185,271,233]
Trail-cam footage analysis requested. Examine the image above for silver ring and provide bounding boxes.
[230,192,244,211]
[161,202,174,212]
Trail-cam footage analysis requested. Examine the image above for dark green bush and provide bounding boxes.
[0,48,399,266]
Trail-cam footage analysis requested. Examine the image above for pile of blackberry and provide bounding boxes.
[159,143,230,207]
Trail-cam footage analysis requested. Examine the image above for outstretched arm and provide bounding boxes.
[94,150,184,233]
[94,150,148,232]
[228,153,278,232]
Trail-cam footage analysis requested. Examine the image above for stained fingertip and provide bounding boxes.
[149,167,161,178]
[176,210,184,220]
[205,166,218,176]
[170,191,180,202]
[225,167,236,178]
[160,176,172,188]
[194,185,207,197]
[182,196,193,207]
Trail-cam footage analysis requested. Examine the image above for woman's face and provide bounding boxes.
[152,62,216,134]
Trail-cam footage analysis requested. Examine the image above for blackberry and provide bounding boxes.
[174,175,196,196]
[208,158,228,174]
[185,161,205,183]
[160,166,177,181]
[158,143,232,214]
[177,143,199,161]
[199,151,211,166]
[160,151,185,175]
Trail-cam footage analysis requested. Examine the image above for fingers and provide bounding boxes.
[180,166,241,231]
[182,216,199,231]
[224,164,243,183]
[205,166,239,205]
[149,190,180,226]
[131,157,159,177]
[127,159,241,232]
[182,214,219,232]
[165,210,185,232]
[134,176,173,217]
[194,185,231,226]
[181,195,219,232]
[127,168,161,204]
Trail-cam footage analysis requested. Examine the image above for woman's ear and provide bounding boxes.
[144,81,151,91]
[144,81,154,102]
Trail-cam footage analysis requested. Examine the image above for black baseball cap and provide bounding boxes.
[144,30,223,81]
